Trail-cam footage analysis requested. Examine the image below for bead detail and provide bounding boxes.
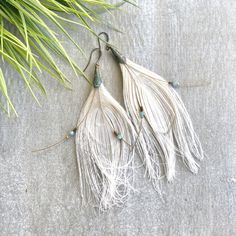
[68,130,76,137]
[117,134,122,140]
[93,75,102,88]
[139,111,145,119]
[115,132,123,140]
[93,65,102,88]
[169,81,180,88]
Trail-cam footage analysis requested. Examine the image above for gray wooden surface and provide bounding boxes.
[0,0,236,235]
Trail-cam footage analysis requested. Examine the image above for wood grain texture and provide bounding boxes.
[0,0,235,235]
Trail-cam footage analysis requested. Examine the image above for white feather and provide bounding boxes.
[118,58,203,183]
[75,83,135,211]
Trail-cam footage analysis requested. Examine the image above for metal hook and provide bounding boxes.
[97,32,110,50]
[97,32,126,64]
[83,47,102,72]
[83,32,110,72]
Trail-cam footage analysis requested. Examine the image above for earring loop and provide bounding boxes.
[83,32,110,73]
[97,32,109,50]
[83,47,102,72]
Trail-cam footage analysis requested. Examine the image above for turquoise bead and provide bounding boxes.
[93,75,102,88]
[139,111,145,118]
[116,133,123,140]
[169,81,180,88]
[93,66,102,88]
[68,130,76,137]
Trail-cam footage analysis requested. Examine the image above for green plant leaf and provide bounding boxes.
[0,0,130,116]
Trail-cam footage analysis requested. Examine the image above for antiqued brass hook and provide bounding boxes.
[83,47,102,72]
[97,32,110,50]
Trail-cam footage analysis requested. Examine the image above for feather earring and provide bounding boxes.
[33,44,136,211]
[104,38,203,184]
[75,46,136,211]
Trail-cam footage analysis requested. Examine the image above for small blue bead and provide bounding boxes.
[116,133,123,140]
[139,111,145,118]
[93,77,102,88]
[169,81,180,88]
[69,130,76,137]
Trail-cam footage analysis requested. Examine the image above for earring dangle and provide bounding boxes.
[33,41,136,211]
[103,33,204,186]
[75,43,136,211]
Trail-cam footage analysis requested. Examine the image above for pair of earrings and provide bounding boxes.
[35,32,204,211]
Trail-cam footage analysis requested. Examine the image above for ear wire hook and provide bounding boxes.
[97,32,110,50]
[83,32,110,72]
[98,32,126,64]
[83,32,109,72]
[83,47,102,72]
[83,32,110,73]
